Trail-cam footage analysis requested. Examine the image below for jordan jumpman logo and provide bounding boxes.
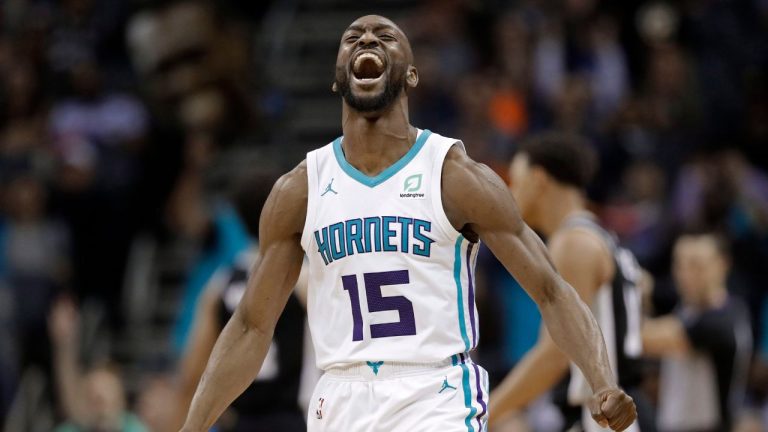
[438,376,457,393]
[321,178,338,196]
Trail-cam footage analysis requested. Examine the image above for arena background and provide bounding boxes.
[0,0,767,430]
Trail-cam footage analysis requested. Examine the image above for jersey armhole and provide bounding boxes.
[300,150,319,251]
[430,139,465,239]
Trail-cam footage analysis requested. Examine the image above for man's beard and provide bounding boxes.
[335,71,404,113]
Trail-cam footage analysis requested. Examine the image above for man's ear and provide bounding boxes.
[530,166,551,191]
[332,81,338,93]
[406,66,418,89]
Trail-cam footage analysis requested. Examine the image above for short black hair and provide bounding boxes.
[518,132,598,190]
[677,228,731,260]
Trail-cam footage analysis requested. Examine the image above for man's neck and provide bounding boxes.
[704,287,728,309]
[340,97,416,177]
[536,189,588,237]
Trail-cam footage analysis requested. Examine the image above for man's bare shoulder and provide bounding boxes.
[548,227,614,284]
[549,228,606,257]
[443,145,510,199]
[260,160,308,238]
[277,159,308,193]
[441,144,521,233]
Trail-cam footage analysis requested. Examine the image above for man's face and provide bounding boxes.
[334,15,413,113]
[508,153,540,224]
[84,369,125,429]
[673,236,728,306]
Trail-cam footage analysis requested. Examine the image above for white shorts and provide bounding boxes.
[307,354,489,432]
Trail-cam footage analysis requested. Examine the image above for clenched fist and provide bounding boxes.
[588,387,637,431]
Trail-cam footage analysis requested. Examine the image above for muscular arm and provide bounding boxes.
[181,162,308,431]
[489,230,611,424]
[442,147,634,430]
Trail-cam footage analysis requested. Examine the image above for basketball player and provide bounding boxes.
[173,176,308,431]
[180,15,636,432]
[488,133,652,432]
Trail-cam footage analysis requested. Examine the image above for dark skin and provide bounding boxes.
[181,15,637,431]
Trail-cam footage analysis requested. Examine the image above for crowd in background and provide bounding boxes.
[0,0,767,431]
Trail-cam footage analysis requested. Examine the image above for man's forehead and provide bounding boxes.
[346,15,404,34]
[676,236,717,255]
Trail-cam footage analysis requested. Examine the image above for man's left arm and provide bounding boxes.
[441,147,636,431]
[489,231,608,425]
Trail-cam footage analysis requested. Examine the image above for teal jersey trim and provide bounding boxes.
[454,235,471,352]
[454,235,477,431]
[460,362,477,432]
[332,129,432,188]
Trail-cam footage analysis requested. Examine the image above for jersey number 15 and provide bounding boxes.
[341,270,416,341]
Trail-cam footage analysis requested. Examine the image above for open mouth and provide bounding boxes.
[352,52,385,81]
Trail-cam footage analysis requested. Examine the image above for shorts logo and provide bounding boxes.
[315,397,325,419]
[400,174,425,199]
[438,376,457,393]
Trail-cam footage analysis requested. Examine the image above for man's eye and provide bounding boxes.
[379,34,396,41]
[346,36,359,43]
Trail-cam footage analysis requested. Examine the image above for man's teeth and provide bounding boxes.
[354,53,384,72]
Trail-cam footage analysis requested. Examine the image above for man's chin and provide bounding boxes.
[337,74,403,114]
[343,91,392,113]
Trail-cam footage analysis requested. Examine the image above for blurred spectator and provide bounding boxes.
[642,232,752,432]
[671,150,768,343]
[0,60,51,183]
[126,0,257,139]
[50,60,147,191]
[601,160,669,269]
[588,15,629,122]
[135,375,176,432]
[531,13,628,128]
[50,58,148,332]
[46,0,129,84]
[1,175,69,373]
[48,297,147,432]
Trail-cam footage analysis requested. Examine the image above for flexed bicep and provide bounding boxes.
[440,146,561,305]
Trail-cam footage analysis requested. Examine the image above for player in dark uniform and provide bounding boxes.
[173,175,307,432]
[490,132,653,431]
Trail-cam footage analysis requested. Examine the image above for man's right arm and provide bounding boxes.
[181,162,308,431]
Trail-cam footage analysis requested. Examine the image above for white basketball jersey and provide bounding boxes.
[300,129,480,370]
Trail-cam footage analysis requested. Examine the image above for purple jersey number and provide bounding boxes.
[341,270,416,341]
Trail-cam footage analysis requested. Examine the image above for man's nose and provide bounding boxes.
[357,31,379,48]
